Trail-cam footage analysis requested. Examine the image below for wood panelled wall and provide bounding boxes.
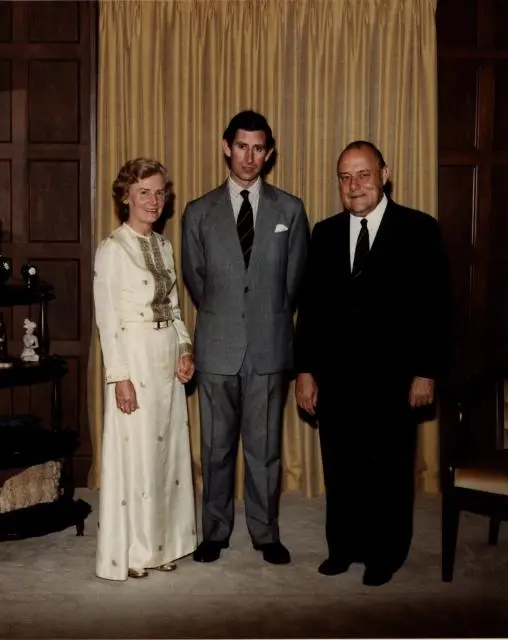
[437,0,508,384]
[0,1,505,484]
[0,1,96,484]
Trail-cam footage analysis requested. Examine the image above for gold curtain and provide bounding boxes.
[90,0,439,494]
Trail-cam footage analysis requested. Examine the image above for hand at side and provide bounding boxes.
[115,379,139,414]
[295,373,318,416]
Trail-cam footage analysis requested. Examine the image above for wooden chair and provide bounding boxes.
[440,372,508,582]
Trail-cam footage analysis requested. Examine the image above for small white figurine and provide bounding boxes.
[21,318,39,362]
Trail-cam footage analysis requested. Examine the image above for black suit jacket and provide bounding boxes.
[294,200,449,388]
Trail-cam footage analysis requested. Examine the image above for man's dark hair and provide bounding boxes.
[223,110,275,150]
[338,140,386,169]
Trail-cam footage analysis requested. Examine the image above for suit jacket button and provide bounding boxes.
[244,286,249,293]
[241,313,245,318]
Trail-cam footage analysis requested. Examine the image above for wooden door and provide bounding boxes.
[0,1,96,484]
[437,0,508,379]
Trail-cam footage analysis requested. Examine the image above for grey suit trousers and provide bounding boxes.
[197,349,287,546]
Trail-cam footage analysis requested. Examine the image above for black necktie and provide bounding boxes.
[237,190,254,268]
[353,218,369,274]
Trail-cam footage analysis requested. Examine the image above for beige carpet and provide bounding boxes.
[0,489,507,639]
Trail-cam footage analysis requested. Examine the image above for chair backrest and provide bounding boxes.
[440,371,506,486]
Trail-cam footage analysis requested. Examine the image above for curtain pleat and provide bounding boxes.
[90,0,439,495]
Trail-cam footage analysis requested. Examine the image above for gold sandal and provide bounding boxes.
[152,562,177,572]
[128,568,149,579]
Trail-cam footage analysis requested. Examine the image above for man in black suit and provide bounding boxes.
[294,141,448,587]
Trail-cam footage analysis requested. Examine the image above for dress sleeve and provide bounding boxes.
[166,241,193,357]
[93,238,130,383]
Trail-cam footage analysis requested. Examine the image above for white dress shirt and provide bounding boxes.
[349,194,388,270]
[228,176,262,225]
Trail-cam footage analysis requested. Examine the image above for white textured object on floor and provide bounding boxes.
[0,489,507,639]
[0,461,61,513]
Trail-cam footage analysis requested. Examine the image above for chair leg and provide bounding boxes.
[488,517,501,546]
[442,493,460,582]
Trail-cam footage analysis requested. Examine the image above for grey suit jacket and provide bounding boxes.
[182,181,309,375]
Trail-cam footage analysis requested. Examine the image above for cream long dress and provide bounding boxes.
[93,223,197,581]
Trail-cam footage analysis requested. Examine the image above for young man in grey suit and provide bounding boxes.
[182,110,309,565]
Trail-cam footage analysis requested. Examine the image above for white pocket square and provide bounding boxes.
[274,224,288,233]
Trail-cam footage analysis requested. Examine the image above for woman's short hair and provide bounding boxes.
[112,158,171,222]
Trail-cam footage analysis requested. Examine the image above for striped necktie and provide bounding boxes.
[237,190,254,268]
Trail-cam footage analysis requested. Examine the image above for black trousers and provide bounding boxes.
[317,376,418,573]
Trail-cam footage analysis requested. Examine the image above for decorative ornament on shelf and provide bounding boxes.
[0,256,12,285]
[21,263,38,287]
[20,318,39,363]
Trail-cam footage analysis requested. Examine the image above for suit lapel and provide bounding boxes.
[336,213,352,279]
[210,181,245,267]
[365,200,398,266]
[248,182,278,272]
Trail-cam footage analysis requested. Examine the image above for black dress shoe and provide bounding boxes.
[253,541,291,565]
[193,540,229,563]
[362,565,394,587]
[318,557,351,576]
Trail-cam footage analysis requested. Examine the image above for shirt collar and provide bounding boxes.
[228,176,262,199]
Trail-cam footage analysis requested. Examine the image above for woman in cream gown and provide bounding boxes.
[93,158,196,581]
